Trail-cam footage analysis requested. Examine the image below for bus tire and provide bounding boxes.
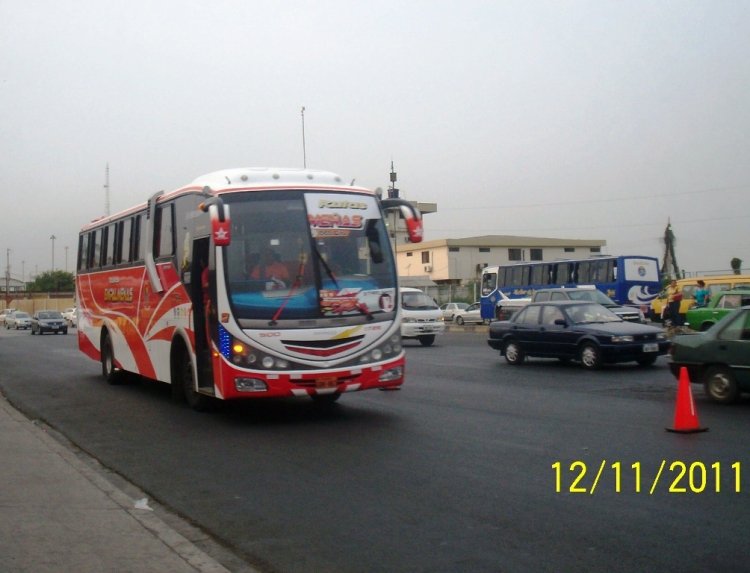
[311,392,341,404]
[175,345,212,412]
[418,335,436,346]
[101,332,122,384]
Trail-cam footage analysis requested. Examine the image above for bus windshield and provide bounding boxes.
[223,190,397,325]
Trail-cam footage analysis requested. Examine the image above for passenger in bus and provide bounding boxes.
[250,248,290,287]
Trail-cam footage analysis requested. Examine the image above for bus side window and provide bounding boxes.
[497,267,507,288]
[78,233,89,271]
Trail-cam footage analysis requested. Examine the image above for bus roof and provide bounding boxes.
[190,167,350,190]
[81,167,372,232]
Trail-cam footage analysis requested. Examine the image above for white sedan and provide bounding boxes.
[440,302,468,321]
[453,302,484,325]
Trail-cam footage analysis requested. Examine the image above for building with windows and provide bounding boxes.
[1,276,26,294]
[396,235,607,285]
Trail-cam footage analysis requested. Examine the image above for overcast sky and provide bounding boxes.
[2,0,748,281]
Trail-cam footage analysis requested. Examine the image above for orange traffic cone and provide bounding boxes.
[666,367,708,433]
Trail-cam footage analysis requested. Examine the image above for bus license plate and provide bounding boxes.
[643,343,658,352]
[315,376,339,389]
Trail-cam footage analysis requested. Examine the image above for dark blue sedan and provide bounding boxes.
[487,301,669,369]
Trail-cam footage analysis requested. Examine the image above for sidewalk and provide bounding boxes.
[0,393,234,573]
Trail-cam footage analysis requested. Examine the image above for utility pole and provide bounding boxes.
[301,106,307,168]
[4,249,9,303]
[50,235,56,271]
[104,163,110,216]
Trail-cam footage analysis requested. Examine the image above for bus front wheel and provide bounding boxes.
[175,346,212,412]
[101,332,121,384]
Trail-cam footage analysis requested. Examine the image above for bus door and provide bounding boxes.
[190,237,214,390]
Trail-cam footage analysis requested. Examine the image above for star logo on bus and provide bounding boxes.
[215,227,229,241]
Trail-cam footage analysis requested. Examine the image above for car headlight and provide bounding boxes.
[656,332,667,341]
[611,335,634,343]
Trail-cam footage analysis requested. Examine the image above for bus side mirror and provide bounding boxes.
[200,197,231,246]
[381,198,423,243]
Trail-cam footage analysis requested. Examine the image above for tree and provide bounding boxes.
[730,258,742,275]
[28,270,75,292]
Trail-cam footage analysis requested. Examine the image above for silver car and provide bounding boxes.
[440,302,468,321]
[0,308,16,325]
[5,311,31,330]
[453,302,484,325]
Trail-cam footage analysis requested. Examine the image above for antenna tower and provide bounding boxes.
[104,163,110,216]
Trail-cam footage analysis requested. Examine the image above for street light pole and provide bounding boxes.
[50,235,56,271]
[301,106,307,168]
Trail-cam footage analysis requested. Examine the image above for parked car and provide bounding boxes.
[31,310,68,335]
[61,307,77,326]
[5,311,31,330]
[487,301,669,369]
[670,306,750,404]
[493,291,531,321]
[0,308,17,326]
[440,302,468,321]
[685,289,750,331]
[400,287,445,346]
[453,302,484,325]
[532,287,644,322]
[650,274,750,321]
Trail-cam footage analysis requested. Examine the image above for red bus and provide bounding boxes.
[76,168,422,409]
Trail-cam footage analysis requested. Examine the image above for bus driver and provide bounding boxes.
[250,248,290,288]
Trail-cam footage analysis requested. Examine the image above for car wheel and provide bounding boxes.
[636,355,657,367]
[456,316,465,325]
[504,340,525,365]
[703,366,739,404]
[579,343,602,370]
[418,335,436,347]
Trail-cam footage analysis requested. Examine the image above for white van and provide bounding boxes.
[400,287,445,346]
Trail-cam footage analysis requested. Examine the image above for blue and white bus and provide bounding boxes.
[480,255,662,321]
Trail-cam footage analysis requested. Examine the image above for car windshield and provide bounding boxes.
[565,303,621,324]
[15,312,29,319]
[402,292,438,310]
[39,312,63,319]
[566,290,615,305]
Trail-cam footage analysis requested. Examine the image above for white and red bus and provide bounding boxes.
[76,168,422,409]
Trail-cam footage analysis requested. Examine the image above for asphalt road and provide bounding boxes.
[1,326,749,572]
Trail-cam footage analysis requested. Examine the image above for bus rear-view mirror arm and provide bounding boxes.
[199,188,231,247]
[381,198,423,243]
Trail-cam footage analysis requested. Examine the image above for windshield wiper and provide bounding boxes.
[313,244,339,289]
[268,255,308,326]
